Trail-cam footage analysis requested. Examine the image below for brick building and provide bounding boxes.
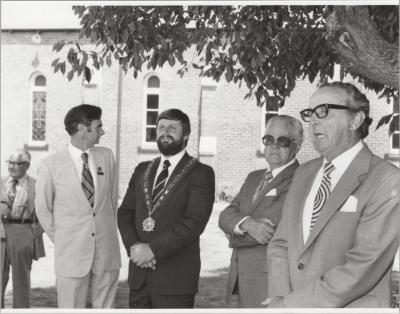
[1,28,399,200]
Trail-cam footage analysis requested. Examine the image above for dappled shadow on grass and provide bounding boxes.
[4,270,399,308]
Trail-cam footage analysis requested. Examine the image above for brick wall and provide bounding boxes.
[1,30,395,199]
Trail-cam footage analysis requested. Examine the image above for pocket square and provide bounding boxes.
[265,188,277,196]
[339,195,358,213]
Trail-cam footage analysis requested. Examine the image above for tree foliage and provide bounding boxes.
[52,5,399,134]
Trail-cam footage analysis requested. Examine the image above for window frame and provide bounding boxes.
[260,102,279,152]
[141,73,161,149]
[28,72,48,147]
[389,101,399,154]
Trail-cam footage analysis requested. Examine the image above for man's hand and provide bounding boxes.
[138,258,157,270]
[261,296,284,307]
[130,242,156,267]
[240,217,276,244]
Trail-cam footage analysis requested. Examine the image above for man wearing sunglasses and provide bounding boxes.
[219,115,302,307]
[266,81,400,308]
[1,149,45,308]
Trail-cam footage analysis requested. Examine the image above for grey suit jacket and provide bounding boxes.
[35,146,121,277]
[267,145,400,307]
[219,160,299,307]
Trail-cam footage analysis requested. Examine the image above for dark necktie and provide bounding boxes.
[81,153,95,208]
[310,162,335,231]
[152,160,171,202]
[7,179,18,207]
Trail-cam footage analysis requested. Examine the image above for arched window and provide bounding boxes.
[30,73,47,143]
[143,75,160,145]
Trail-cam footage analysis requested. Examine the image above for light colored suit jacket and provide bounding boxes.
[219,161,299,307]
[267,145,400,308]
[35,146,121,277]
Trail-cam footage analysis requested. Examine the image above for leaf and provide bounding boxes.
[51,58,60,67]
[67,70,74,81]
[106,54,112,67]
[53,41,65,52]
[60,61,66,74]
[376,113,393,130]
[84,66,92,83]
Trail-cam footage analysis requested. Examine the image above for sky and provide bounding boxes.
[1,0,398,29]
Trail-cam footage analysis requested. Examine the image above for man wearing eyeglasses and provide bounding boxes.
[0,149,45,308]
[266,81,400,308]
[219,115,303,307]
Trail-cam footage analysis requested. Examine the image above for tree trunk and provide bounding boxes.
[326,6,399,90]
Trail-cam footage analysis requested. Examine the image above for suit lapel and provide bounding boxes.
[26,176,35,215]
[250,160,300,213]
[302,146,372,253]
[92,151,104,209]
[61,149,92,210]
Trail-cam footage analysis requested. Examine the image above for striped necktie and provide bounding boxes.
[310,162,335,231]
[252,170,273,202]
[152,160,171,202]
[7,179,18,207]
[81,153,95,208]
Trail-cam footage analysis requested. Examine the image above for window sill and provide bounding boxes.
[137,145,158,154]
[24,142,49,151]
[384,153,400,161]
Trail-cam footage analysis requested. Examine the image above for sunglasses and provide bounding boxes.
[262,135,294,148]
[300,103,351,122]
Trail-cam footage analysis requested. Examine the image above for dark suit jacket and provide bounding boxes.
[118,153,215,295]
[218,160,299,307]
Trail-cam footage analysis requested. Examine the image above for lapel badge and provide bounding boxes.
[97,166,104,175]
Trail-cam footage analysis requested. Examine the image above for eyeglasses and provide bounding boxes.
[6,161,27,167]
[262,135,294,148]
[300,103,351,122]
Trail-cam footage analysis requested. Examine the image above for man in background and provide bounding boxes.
[1,149,45,308]
[35,104,121,308]
[219,115,302,307]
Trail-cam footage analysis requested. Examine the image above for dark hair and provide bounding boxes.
[319,81,372,139]
[156,109,191,136]
[64,104,102,135]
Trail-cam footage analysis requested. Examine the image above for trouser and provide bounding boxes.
[0,238,6,308]
[129,280,195,308]
[1,224,33,308]
[56,268,119,308]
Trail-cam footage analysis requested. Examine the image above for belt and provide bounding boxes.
[1,218,32,224]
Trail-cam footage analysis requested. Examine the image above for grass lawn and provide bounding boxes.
[4,269,399,308]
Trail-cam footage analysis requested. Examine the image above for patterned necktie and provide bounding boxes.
[152,160,171,202]
[7,179,18,208]
[253,170,273,202]
[310,162,335,231]
[81,153,95,208]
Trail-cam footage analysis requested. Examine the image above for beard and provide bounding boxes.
[157,135,185,156]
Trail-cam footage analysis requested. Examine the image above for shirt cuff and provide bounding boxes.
[233,216,249,235]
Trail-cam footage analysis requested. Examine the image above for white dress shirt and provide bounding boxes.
[153,149,186,189]
[68,143,98,207]
[302,141,364,243]
[234,158,298,235]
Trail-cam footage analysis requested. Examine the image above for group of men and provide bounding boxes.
[0,81,399,309]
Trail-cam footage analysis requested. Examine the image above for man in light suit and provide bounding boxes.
[35,104,121,308]
[118,109,215,308]
[219,115,303,307]
[266,81,400,308]
[1,149,45,308]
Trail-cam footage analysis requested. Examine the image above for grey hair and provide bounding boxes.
[266,115,304,149]
[10,149,31,163]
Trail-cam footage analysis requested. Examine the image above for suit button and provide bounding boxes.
[93,213,96,217]
[298,262,304,270]
[91,233,95,236]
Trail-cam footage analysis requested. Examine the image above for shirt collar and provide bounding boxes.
[68,142,91,162]
[7,174,27,185]
[160,149,186,169]
[326,141,363,176]
[270,158,297,178]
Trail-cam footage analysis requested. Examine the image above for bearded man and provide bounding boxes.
[118,108,215,308]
